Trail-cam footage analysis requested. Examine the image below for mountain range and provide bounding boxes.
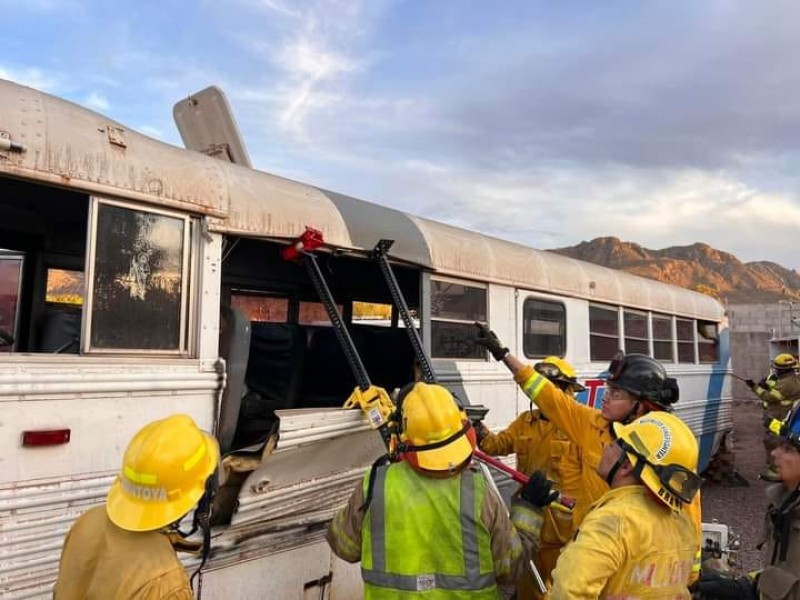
[549,237,800,304]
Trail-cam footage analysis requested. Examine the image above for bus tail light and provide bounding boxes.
[22,429,71,447]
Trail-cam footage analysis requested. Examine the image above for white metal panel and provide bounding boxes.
[199,543,334,599]
[206,166,353,248]
[0,356,218,484]
[198,234,223,362]
[0,472,114,600]
[0,79,228,218]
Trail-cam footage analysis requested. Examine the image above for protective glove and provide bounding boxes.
[689,569,757,600]
[745,378,756,390]
[519,470,559,508]
[474,322,509,361]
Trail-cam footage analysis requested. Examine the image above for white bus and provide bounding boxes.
[0,78,731,599]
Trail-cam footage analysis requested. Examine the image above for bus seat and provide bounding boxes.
[299,326,365,407]
[218,306,251,455]
[235,322,306,447]
[361,327,416,392]
[37,305,81,353]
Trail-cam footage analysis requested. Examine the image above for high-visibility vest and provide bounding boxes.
[361,461,502,599]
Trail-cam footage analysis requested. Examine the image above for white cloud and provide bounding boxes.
[322,157,800,268]
[229,0,387,140]
[0,65,59,91]
[85,91,110,112]
[139,125,165,139]
[250,0,302,18]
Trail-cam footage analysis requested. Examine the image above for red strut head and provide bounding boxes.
[281,227,325,261]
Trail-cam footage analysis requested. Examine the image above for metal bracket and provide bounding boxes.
[0,131,26,154]
[106,125,127,148]
[200,216,213,243]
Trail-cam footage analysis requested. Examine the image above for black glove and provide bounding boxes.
[474,322,509,361]
[745,378,756,390]
[690,569,757,600]
[519,470,559,508]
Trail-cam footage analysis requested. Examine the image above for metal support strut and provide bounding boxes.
[283,228,393,449]
[370,239,437,384]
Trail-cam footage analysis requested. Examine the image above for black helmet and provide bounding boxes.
[606,352,679,409]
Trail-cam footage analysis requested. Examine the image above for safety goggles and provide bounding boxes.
[534,361,562,380]
[616,438,701,504]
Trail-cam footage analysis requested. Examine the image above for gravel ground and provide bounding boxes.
[701,398,769,574]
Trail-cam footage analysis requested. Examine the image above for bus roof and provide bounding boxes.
[0,78,723,320]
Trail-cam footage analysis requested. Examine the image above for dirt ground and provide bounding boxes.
[701,398,770,573]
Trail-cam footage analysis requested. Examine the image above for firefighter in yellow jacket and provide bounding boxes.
[475,323,702,584]
[326,382,557,598]
[478,356,584,599]
[746,353,800,481]
[54,415,219,600]
[549,411,700,598]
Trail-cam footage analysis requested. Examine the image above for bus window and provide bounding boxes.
[652,314,674,362]
[352,301,392,326]
[86,199,191,353]
[623,310,649,355]
[46,269,84,306]
[698,320,719,363]
[232,292,289,323]
[590,304,619,361]
[430,278,487,360]
[0,252,23,351]
[298,301,342,325]
[523,298,565,358]
[677,318,695,363]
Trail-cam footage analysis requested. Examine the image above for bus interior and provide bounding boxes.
[0,175,419,456]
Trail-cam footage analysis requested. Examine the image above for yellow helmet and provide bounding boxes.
[399,383,475,472]
[773,353,799,372]
[612,412,700,511]
[534,356,587,393]
[106,414,219,532]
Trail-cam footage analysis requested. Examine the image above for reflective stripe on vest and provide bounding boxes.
[362,465,497,593]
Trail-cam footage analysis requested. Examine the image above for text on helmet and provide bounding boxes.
[121,478,168,502]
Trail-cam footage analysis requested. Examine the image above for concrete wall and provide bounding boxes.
[727,302,800,400]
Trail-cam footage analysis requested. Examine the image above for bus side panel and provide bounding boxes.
[198,543,339,599]
[0,359,218,598]
[0,359,218,484]
[0,472,114,600]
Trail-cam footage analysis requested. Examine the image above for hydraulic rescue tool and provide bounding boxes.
[281,228,395,449]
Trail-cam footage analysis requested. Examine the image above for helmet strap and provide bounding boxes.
[621,400,641,425]
[188,470,218,592]
[400,420,472,454]
[604,447,630,486]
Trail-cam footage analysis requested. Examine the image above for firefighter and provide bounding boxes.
[477,356,584,599]
[474,323,702,584]
[746,353,800,482]
[326,382,554,598]
[692,404,800,599]
[54,414,219,600]
[549,411,701,597]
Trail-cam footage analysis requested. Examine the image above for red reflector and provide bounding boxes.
[22,429,71,447]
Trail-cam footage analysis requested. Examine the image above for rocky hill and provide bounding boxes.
[549,237,800,304]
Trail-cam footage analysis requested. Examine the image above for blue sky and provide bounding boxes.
[4,0,800,268]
